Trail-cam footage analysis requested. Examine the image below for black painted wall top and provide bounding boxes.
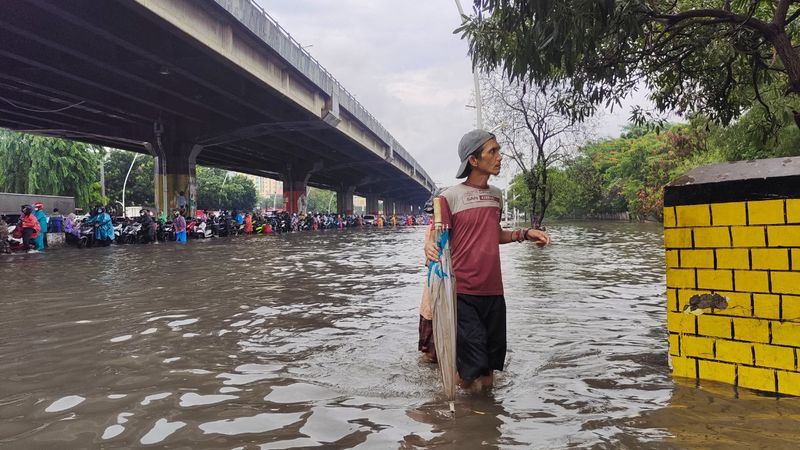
[664,156,800,206]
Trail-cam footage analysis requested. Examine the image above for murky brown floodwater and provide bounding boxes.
[2,222,800,449]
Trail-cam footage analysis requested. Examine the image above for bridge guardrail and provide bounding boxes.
[216,0,434,191]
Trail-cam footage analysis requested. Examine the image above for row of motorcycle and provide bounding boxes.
[5,212,376,251]
[68,215,255,248]
[65,212,347,248]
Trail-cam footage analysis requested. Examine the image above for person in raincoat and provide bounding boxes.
[88,206,114,246]
[424,130,550,392]
[18,204,40,251]
[33,202,48,250]
[244,213,253,234]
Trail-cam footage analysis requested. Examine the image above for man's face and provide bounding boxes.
[470,138,502,176]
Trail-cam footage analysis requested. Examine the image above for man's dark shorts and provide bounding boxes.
[457,294,506,380]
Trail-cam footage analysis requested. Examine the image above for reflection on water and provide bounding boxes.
[2,222,800,448]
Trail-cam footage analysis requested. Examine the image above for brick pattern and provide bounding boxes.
[665,199,800,395]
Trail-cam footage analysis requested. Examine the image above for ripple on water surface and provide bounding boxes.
[3,224,800,448]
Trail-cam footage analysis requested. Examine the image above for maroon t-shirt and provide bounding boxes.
[438,181,504,296]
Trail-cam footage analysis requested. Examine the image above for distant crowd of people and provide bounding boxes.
[1,202,430,253]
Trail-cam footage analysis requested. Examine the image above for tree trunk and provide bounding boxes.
[537,161,548,228]
[771,31,800,131]
[772,31,800,94]
[524,171,540,228]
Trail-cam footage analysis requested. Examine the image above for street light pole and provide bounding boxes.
[454,0,483,129]
[121,153,140,217]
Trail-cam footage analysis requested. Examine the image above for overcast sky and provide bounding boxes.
[257,0,647,189]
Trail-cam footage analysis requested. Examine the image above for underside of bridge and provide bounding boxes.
[0,0,433,215]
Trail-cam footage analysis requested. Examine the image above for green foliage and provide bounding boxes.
[505,175,530,213]
[551,122,716,220]
[705,84,800,161]
[459,0,800,129]
[103,150,155,207]
[307,187,336,213]
[0,129,103,209]
[196,167,256,211]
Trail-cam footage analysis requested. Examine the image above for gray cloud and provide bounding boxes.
[257,1,652,189]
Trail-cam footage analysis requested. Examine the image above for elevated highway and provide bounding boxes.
[0,0,436,214]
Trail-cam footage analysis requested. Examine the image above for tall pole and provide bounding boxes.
[454,0,483,129]
[121,153,140,217]
[100,158,106,198]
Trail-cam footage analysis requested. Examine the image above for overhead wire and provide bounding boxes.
[0,96,86,113]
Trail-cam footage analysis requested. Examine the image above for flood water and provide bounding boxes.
[2,222,800,449]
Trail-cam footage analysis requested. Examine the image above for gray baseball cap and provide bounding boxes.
[456,129,495,178]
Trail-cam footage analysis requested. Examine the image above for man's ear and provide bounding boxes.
[469,155,478,168]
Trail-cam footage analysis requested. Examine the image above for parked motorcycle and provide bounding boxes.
[120,221,142,244]
[5,225,27,252]
[192,220,214,239]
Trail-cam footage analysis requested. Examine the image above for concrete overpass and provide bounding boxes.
[0,0,436,215]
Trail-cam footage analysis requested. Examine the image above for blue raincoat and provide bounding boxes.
[88,212,114,242]
[34,209,47,250]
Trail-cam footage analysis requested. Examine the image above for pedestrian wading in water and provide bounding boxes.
[425,129,550,392]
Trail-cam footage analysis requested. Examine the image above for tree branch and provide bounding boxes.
[651,9,775,38]
[786,7,800,26]
[776,0,791,27]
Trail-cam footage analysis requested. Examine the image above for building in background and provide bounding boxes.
[353,196,366,215]
[243,174,283,209]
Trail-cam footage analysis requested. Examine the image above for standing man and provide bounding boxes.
[177,191,188,216]
[173,210,187,244]
[425,129,550,392]
[33,202,48,250]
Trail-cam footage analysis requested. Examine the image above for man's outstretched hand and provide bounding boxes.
[526,229,550,247]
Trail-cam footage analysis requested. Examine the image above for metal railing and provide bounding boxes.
[224,0,434,188]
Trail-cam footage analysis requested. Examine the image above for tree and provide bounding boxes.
[306,187,336,213]
[0,129,105,209]
[481,73,589,227]
[195,167,256,211]
[103,150,155,208]
[549,122,716,220]
[458,0,800,132]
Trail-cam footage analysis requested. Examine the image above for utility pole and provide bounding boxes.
[454,0,483,129]
[100,160,105,198]
[100,149,109,198]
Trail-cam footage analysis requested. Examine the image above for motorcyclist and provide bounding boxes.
[87,206,114,246]
[244,213,253,234]
[139,209,155,243]
[64,213,81,246]
[17,204,40,252]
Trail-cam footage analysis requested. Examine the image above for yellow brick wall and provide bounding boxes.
[665,199,800,395]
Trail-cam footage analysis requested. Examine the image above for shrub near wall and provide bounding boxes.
[664,157,800,395]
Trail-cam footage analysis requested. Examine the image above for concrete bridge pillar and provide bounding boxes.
[281,162,319,215]
[153,142,202,217]
[337,185,355,215]
[365,193,380,215]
